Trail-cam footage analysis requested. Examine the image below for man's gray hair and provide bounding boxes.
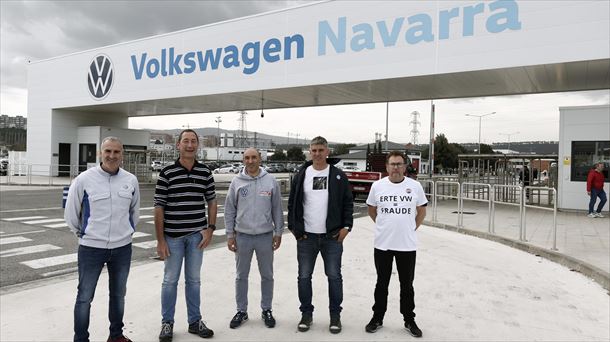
[101,136,123,149]
[310,136,328,147]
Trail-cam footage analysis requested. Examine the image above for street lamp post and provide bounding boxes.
[465,112,496,154]
[215,116,222,163]
[499,131,519,153]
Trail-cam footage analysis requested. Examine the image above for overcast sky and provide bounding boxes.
[1,1,609,145]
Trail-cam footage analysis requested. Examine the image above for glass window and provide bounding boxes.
[571,141,610,181]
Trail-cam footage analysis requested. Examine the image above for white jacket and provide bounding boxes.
[64,165,140,249]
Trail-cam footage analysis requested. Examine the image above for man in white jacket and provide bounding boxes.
[64,136,140,342]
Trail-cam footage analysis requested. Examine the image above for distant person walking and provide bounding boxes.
[224,148,284,329]
[365,151,427,338]
[587,162,607,218]
[155,129,217,342]
[65,136,140,342]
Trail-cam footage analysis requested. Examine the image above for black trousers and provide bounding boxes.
[372,248,416,322]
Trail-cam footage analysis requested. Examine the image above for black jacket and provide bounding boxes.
[287,158,353,239]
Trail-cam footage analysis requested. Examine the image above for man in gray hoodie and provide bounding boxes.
[224,148,284,329]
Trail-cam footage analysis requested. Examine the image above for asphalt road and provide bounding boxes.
[0,185,368,287]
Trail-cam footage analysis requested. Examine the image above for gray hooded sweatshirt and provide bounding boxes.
[224,167,284,238]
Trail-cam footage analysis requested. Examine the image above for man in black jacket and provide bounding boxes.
[287,136,353,334]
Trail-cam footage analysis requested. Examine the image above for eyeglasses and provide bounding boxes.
[388,163,405,168]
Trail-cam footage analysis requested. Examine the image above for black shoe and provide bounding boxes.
[188,320,214,338]
[329,315,342,334]
[365,317,383,333]
[297,314,313,332]
[261,310,276,328]
[229,311,248,329]
[405,320,422,337]
[159,322,173,342]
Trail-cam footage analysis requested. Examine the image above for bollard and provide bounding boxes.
[62,186,70,208]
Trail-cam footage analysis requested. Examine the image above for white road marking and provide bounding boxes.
[21,253,78,269]
[23,218,65,225]
[0,230,46,237]
[213,230,226,236]
[0,236,32,245]
[0,208,60,213]
[139,215,153,219]
[1,244,62,257]
[145,221,154,224]
[3,216,46,221]
[42,267,78,278]
[132,232,151,238]
[133,240,157,249]
[140,207,154,210]
[45,222,68,228]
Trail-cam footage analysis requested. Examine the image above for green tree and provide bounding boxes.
[331,143,356,156]
[269,148,286,161]
[286,146,305,161]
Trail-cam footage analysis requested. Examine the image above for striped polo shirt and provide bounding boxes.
[154,159,216,237]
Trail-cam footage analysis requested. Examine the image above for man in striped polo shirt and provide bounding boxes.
[154,129,217,342]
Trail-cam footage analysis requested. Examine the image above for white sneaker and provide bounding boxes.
[587,213,597,218]
[595,212,605,218]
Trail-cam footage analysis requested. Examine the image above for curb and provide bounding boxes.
[423,220,610,292]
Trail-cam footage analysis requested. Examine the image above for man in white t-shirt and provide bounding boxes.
[365,151,427,338]
[287,136,353,334]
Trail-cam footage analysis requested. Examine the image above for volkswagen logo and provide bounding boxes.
[87,54,114,100]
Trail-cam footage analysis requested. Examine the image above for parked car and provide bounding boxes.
[151,160,163,171]
[213,163,243,174]
[0,158,7,176]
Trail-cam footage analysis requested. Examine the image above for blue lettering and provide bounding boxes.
[263,38,281,62]
[242,41,260,75]
[376,17,404,47]
[130,53,146,80]
[146,58,160,78]
[463,3,485,36]
[168,47,183,75]
[486,0,521,33]
[284,34,304,60]
[439,7,460,39]
[351,23,375,52]
[160,48,167,77]
[183,52,196,74]
[318,17,346,55]
[223,45,240,68]
[196,48,222,71]
[406,13,434,44]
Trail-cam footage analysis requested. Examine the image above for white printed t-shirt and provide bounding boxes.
[303,165,329,234]
[366,176,428,251]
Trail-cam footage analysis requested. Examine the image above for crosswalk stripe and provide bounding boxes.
[0,236,32,245]
[139,215,154,219]
[23,218,65,225]
[21,253,78,269]
[146,221,154,224]
[3,216,46,221]
[1,244,62,257]
[140,207,154,210]
[213,229,225,236]
[132,232,151,238]
[45,222,69,228]
[133,240,157,249]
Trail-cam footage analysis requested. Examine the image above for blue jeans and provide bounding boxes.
[297,233,343,316]
[161,232,204,324]
[74,243,132,342]
[589,188,607,214]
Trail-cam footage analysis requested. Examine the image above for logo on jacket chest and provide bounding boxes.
[240,187,249,197]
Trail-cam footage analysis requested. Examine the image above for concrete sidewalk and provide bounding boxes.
[1,217,608,341]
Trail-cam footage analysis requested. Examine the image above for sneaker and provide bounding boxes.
[595,212,605,218]
[587,213,597,218]
[107,335,132,342]
[329,315,342,334]
[158,322,173,342]
[405,320,422,338]
[297,314,313,332]
[261,309,276,328]
[365,317,383,333]
[229,311,248,329]
[188,320,214,338]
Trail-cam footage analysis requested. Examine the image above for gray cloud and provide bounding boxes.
[0,0,307,90]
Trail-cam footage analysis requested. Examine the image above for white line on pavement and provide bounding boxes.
[42,266,78,278]
[2,216,46,221]
[132,232,151,238]
[23,218,65,225]
[0,208,60,213]
[21,253,78,269]
[139,215,154,219]
[0,236,32,245]
[44,222,68,228]
[1,244,62,257]
[133,240,157,249]
[140,207,154,210]
[0,230,46,237]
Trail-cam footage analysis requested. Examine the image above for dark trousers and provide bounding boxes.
[372,248,416,322]
[589,188,607,214]
[74,244,132,342]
